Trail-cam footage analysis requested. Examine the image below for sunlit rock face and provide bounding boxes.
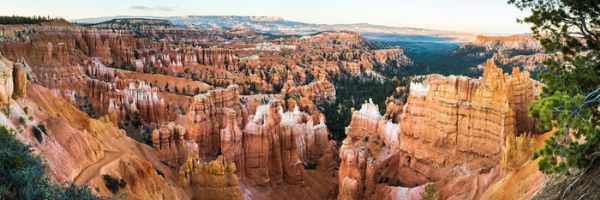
[399,59,540,186]
[152,122,200,168]
[0,55,29,109]
[186,85,249,159]
[281,80,336,102]
[243,100,332,186]
[337,60,543,199]
[0,56,14,110]
[179,156,243,200]
[338,99,401,200]
[185,86,334,188]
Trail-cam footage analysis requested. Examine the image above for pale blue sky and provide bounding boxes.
[0,0,531,34]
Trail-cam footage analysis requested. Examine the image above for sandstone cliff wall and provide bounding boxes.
[337,60,543,199]
[152,122,200,168]
[179,156,243,200]
[398,60,539,186]
[186,85,249,159]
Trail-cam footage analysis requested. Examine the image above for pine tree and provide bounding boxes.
[509,0,600,175]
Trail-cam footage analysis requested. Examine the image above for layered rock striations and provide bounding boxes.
[0,55,28,109]
[281,80,336,102]
[398,60,540,186]
[186,85,249,159]
[0,19,431,199]
[338,100,401,200]
[337,60,544,199]
[179,156,243,200]
[152,122,200,168]
[474,34,543,50]
[242,100,332,186]
[0,56,15,109]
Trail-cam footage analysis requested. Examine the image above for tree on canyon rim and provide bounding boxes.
[509,0,600,175]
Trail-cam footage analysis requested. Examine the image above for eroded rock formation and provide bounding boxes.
[338,60,544,199]
[179,156,243,200]
[152,122,200,168]
[186,85,249,159]
[338,100,400,200]
[0,56,14,109]
[398,60,540,186]
[281,80,336,102]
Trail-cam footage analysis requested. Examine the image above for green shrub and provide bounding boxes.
[103,174,126,194]
[0,15,64,25]
[420,183,439,200]
[32,126,43,143]
[0,125,105,199]
[37,123,47,135]
[11,94,17,100]
[19,116,26,124]
[24,107,29,114]
[119,179,127,188]
[302,150,318,170]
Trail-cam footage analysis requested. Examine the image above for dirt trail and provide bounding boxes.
[74,151,123,185]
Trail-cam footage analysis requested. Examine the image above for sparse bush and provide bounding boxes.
[32,126,43,142]
[37,123,47,135]
[119,179,127,188]
[11,94,17,100]
[103,174,126,194]
[131,112,142,127]
[302,150,318,170]
[420,183,439,200]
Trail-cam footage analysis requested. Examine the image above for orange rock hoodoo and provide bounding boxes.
[338,60,543,199]
[399,60,540,185]
[186,85,249,159]
[1,19,425,199]
[152,122,200,168]
[281,80,336,102]
[242,100,332,185]
[338,100,401,200]
[179,156,243,200]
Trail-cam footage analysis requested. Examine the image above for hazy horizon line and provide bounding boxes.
[66,14,526,36]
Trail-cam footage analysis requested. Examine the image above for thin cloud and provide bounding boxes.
[121,5,177,11]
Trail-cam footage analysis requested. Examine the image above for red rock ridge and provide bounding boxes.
[281,80,336,102]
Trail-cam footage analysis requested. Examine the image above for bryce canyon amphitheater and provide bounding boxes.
[0,13,581,200]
